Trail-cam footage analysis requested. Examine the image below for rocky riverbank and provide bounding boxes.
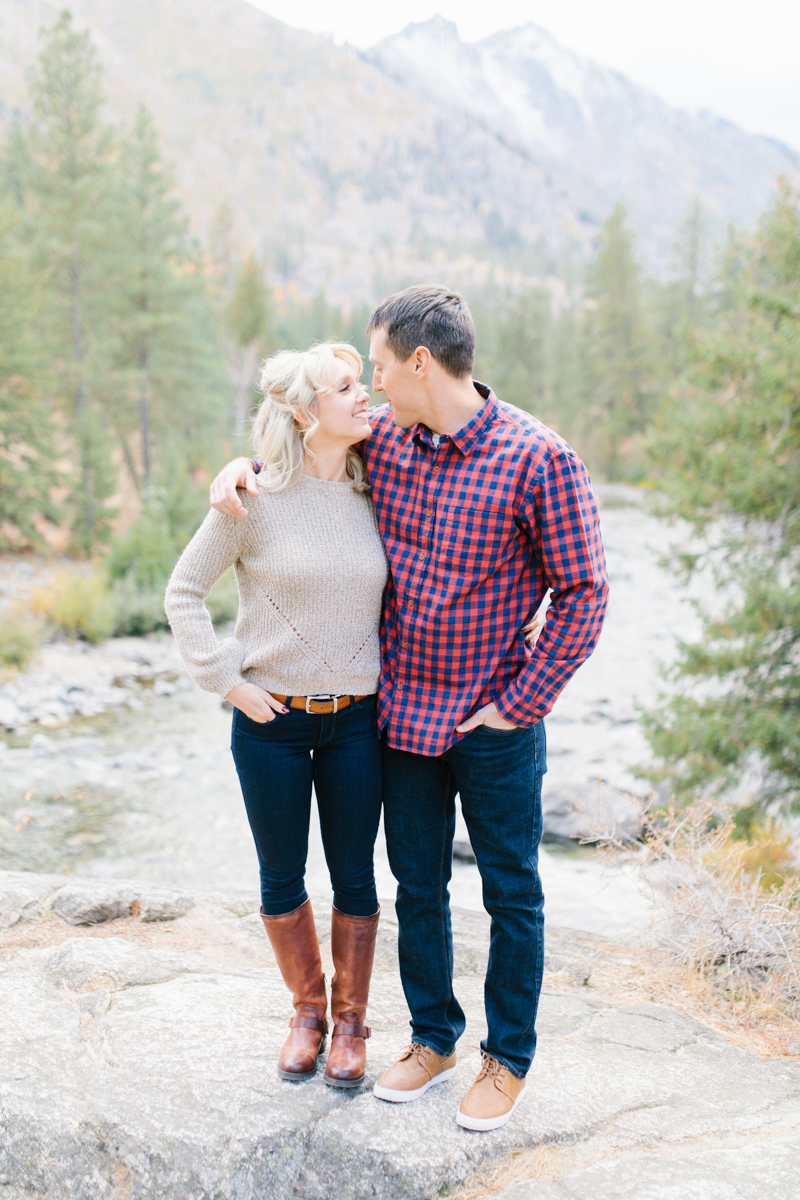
[1,869,798,1200]
[0,635,189,733]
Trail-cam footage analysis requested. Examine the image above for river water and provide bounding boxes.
[0,489,705,939]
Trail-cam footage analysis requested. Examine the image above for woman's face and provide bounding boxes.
[310,359,371,448]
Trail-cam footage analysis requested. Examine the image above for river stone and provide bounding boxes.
[51,881,140,924]
[0,870,67,929]
[542,781,644,843]
[0,694,21,727]
[136,887,195,921]
[41,936,209,992]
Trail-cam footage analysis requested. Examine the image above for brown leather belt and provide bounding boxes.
[270,693,369,715]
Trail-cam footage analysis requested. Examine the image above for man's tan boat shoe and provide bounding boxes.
[456,1053,526,1131]
[372,1042,457,1103]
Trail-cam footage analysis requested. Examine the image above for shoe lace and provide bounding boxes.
[476,1052,504,1081]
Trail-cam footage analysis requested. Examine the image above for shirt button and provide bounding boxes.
[397,682,404,691]
[433,465,441,472]
[425,508,433,517]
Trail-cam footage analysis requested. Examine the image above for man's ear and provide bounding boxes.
[412,346,433,378]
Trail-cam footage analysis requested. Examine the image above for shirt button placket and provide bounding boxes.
[399,438,441,707]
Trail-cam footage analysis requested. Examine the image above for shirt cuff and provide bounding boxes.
[495,686,547,727]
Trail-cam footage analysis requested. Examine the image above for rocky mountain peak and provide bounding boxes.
[0,0,792,298]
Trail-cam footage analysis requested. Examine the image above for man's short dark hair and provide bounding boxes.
[366,285,475,379]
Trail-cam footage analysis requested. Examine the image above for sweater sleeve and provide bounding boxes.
[164,505,247,698]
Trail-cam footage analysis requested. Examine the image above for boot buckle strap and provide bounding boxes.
[332,1021,371,1039]
[289,1014,328,1034]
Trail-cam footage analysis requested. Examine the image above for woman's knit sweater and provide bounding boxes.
[164,474,389,699]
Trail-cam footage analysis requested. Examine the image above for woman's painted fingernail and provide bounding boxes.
[282,707,289,713]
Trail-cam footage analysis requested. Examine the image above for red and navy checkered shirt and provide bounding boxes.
[363,384,608,757]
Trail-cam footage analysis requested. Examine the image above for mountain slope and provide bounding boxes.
[0,2,793,300]
[368,16,794,265]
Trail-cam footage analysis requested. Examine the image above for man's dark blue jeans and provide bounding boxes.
[231,696,382,917]
[382,720,546,1079]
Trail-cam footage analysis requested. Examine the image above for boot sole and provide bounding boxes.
[456,1082,526,1131]
[373,1066,456,1103]
[278,1064,317,1081]
[324,1072,365,1089]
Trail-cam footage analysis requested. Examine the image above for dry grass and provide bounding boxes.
[636,804,799,1019]
[569,799,800,1057]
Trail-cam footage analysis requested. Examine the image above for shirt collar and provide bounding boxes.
[411,382,499,457]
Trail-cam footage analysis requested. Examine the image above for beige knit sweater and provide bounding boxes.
[164,474,389,699]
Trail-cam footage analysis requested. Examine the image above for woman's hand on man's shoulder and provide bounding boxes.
[210,457,259,518]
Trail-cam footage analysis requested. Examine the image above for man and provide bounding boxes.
[210,285,608,1130]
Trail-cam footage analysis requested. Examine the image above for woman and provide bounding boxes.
[164,343,388,1089]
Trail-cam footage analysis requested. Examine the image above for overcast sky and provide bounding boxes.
[247,0,800,152]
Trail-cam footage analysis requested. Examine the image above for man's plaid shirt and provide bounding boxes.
[364,384,608,757]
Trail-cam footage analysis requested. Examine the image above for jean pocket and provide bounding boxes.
[233,708,284,738]
[473,723,522,736]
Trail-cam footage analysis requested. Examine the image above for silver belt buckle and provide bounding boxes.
[306,694,338,713]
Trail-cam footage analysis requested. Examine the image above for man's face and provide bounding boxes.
[369,328,427,429]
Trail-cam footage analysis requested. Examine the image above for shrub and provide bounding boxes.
[0,612,43,669]
[105,504,177,589]
[111,574,170,636]
[31,570,115,644]
[112,566,237,635]
[634,802,800,1020]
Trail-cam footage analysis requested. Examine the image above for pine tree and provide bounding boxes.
[109,105,232,495]
[226,252,269,438]
[489,286,550,413]
[0,197,58,549]
[584,203,653,478]
[26,10,117,553]
[643,180,800,810]
[650,199,713,379]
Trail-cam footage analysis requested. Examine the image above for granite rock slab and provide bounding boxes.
[0,870,798,1200]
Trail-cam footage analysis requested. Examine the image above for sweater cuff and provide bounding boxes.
[214,668,248,700]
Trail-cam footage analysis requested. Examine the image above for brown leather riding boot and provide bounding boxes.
[260,900,328,1081]
[324,905,379,1088]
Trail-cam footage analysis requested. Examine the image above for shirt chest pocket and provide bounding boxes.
[436,501,513,576]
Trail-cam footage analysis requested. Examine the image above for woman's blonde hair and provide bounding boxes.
[251,342,370,494]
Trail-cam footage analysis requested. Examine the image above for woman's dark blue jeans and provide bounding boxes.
[230,696,382,917]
